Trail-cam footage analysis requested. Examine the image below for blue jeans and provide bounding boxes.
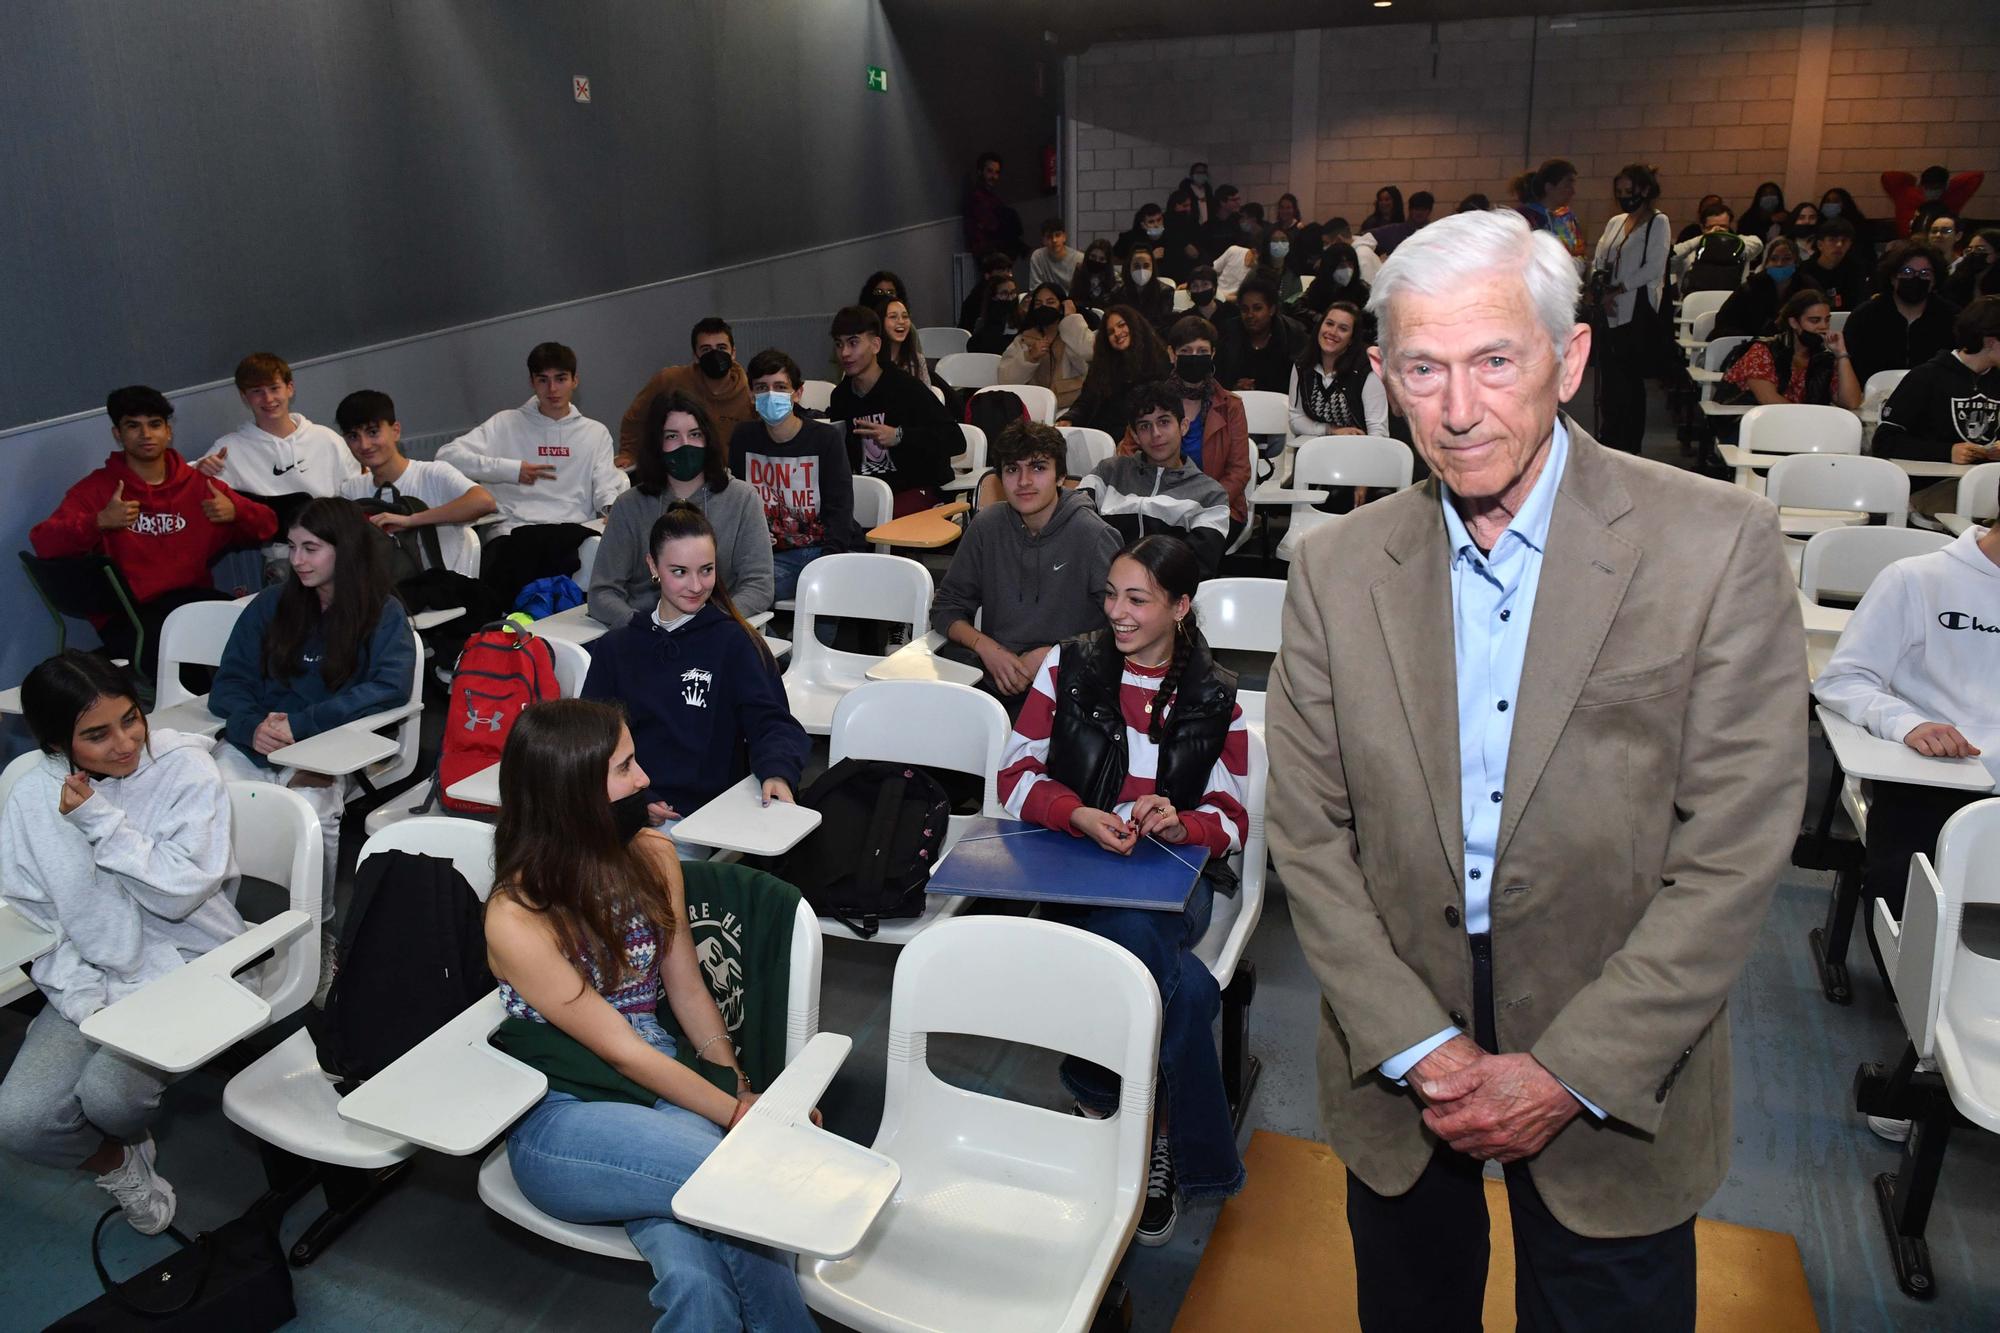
[770,546,822,602]
[1046,881,1244,1199]
[505,1014,814,1333]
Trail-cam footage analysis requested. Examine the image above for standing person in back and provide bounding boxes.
[1844,243,1961,386]
[730,349,860,603]
[962,150,1024,259]
[1513,161,1585,269]
[195,352,362,527]
[1882,164,1986,239]
[1590,164,1671,452]
[618,319,754,468]
[31,385,278,679]
[827,305,959,518]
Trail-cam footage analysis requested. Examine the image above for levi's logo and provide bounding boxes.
[1937,611,2000,633]
[536,446,570,458]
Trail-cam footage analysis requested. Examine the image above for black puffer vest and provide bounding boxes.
[1044,628,1237,814]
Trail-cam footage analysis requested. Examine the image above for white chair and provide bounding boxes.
[1855,797,2000,1298]
[149,596,252,737]
[221,816,494,1265]
[798,379,836,413]
[1739,402,1864,458]
[1686,309,1717,345]
[1798,526,1949,680]
[1693,336,1752,422]
[1765,454,1910,542]
[1953,460,2000,523]
[265,623,427,799]
[936,352,1003,391]
[574,535,601,589]
[918,327,971,359]
[977,383,1058,425]
[821,680,1011,945]
[1192,577,1285,735]
[799,917,1163,1333]
[1274,436,1415,563]
[1236,389,1290,441]
[853,475,894,554]
[1191,726,1270,1124]
[1172,285,1194,311]
[1061,426,1116,476]
[1675,289,1729,330]
[1858,369,1908,427]
[78,782,324,1073]
[951,423,987,476]
[782,554,934,734]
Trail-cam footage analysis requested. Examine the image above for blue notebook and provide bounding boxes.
[927,816,1210,912]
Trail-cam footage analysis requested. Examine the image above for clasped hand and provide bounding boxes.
[1411,1035,1581,1164]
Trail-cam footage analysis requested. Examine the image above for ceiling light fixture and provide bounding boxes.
[1373,1,1392,7]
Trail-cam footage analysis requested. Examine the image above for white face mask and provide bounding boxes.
[1129,267,1154,287]
[1331,267,1354,287]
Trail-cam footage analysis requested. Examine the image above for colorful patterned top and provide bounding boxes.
[500,910,663,1022]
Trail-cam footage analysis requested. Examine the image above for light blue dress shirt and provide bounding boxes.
[1378,421,1602,1119]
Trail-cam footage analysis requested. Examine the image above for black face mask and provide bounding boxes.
[696,348,733,380]
[1963,251,1991,271]
[1175,352,1214,383]
[1798,330,1825,354]
[611,791,653,843]
[1189,286,1217,305]
[1895,276,1933,304]
[1619,193,1647,212]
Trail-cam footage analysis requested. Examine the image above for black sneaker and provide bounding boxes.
[1136,1132,1176,1246]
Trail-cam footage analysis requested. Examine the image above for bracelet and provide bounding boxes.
[694,1032,731,1061]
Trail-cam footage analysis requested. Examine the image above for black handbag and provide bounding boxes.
[43,1204,295,1332]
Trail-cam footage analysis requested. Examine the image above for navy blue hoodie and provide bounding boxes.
[580,602,808,815]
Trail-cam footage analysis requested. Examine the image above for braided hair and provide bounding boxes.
[1112,535,1203,741]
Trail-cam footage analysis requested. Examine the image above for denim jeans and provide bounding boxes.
[770,546,822,603]
[506,1013,814,1332]
[1046,881,1244,1199]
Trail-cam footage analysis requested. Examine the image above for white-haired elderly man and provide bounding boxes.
[1268,209,1805,1331]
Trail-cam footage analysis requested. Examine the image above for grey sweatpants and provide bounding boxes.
[0,1005,175,1168]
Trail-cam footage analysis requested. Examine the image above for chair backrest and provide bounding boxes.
[788,553,933,656]
[1896,798,2000,1062]
[1701,335,1750,374]
[357,816,497,900]
[1209,727,1270,987]
[1192,577,1286,654]
[1798,526,1950,603]
[155,598,252,710]
[852,476,893,545]
[1689,309,1718,343]
[785,896,823,1061]
[1764,454,1910,526]
[226,780,325,1016]
[1739,403,1863,456]
[978,383,1057,425]
[574,535,601,589]
[1955,460,2000,520]
[1292,436,1415,491]
[936,352,1003,391]
[1061,426,1116,475]
[367,624,428,788]
[1678,289,1729,325]
[954,424,987,473]
[542,636,591,697]
[1860,369,1908,419]
[917,327,970,359]
[1236,389,1290,439]
[828,680,1012,815]
[19,553,142,660]
[798,380,836,412]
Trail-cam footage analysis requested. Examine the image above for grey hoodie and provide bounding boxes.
[931,488,1120,653]
[589,476,776,624]
[0,730,243,1024]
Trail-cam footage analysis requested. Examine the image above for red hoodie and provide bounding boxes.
[30,449,278,606]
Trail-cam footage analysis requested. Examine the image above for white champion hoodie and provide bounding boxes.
[0,730,243,1024]
[438,398,628,536]
[1814,526,2000,780]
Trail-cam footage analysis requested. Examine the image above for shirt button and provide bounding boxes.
[1469,869,1482,881]
[1449,1009,1469,1027]
[1445,905,1461,927]
[1500,609,1511,621]
[1496,700,1509,712]
[1490,790,1503,803]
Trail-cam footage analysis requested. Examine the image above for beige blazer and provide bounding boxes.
[1268,423,1807,1238]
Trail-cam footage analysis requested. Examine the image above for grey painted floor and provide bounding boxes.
[3,392,1996,1330]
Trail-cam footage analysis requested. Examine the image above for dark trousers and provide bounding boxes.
[1864,780,1983,917]
[1596,321,1651,453]
[1344,934,1696,1333]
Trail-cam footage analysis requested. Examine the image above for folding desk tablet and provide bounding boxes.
[927,815,1210,911]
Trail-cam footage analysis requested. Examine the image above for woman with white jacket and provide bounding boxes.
[1591,164,1671,452]
[0,652,243,1236]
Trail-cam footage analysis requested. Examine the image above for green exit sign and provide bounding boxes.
[866,65,889,93]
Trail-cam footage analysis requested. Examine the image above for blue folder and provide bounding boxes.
[927,816,1210,912]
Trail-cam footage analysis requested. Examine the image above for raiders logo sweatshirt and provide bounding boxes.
[1873,349,2000,462]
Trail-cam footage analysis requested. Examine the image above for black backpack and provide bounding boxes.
[773,759,951,938]
[352,485,447,585]
[1682,232,1748,294]
[306,848,495,1093]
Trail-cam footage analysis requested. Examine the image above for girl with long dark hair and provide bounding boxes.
[1061,305,1172,440]
[996,534,1251,1244]
[486,699,815,1332]
[1720,288,1862,408]
[868,293,931,386]
[1289,302,1388,438]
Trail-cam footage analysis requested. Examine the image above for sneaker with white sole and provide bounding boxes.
[1136,1131,1176,1246]
[313,927,339,1009]
[1868,1114,1913,1143]
[95,1135,176,1235]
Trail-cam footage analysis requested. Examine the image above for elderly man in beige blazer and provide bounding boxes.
[1269,210,1805,1332]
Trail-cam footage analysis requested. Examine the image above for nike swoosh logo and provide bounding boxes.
[1052,562,1067,571]
[272,461,299,476]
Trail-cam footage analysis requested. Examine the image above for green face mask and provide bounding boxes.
[663,446,707,482]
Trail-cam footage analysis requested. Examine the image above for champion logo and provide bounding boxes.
[1937,611,2000,633]
[681,666,714,708]
[128,512,187,536]
[464,707,506,732]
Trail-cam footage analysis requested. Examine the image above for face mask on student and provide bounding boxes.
[1144,225,1164,240]
[1189,285,1216,305]
[1757,193,1780,211]
[611,791,653,842]
[1797,330,1825,353]
[663,447,708,482]
[1331,266,1355,287]
[1175,352,1213,382]
[754,391,793,425]
[1895,274,1933,303]
[1269,241,1291,260]
[1191,173,1210,187]
[1765,264,1797,284]
[1619,193,1647,211]
[1820,200,1842,218]
[696,348,733,380]
[1240,218,1259,234]
[1129,266,1154,287]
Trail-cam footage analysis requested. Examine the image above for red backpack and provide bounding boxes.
[436,622,560,813]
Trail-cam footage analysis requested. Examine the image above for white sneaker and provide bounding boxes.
[313,927,339,1009]
[95,1136,177,1235]
[1868,1114,1913,1143]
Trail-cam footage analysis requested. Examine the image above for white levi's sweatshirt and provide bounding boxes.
[1814,527,2000,781]
[437,398,628,536]
[0,730,244,1023]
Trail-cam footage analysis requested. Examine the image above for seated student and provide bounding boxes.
[209,498,416,969]
[1942,227,1998,309]
[581,506,805,830]
[1200,185,1246,260]
[869,294,934,388]
[335,389,496,578]
[857,270,908,306]
[1115,203,1169,271]
[1072,239,1120,311]
[1083,382,1232,577]
[1360,185,1404,235]
[592,391,773,625]
[1720,289,1863,409]
[483,700,817,1333]
[1029,218,1082,291]
[618,318,753,468]
[996,534,1249,1243]
[1119,318,1251,534]
[1363,190,1434,258]
[966,272,1024,355]
[1873,295,2000,466]
[195,352,362,523]
[1670,200,1763,291]
[1106,250,1176,333]
[1796,217,1870,311]
[1844,243,1960,385]
[957,251,1018,333]
[730,349,860,602]
[31,385,278,679]
[0,652,244,1236]
[1674,193,1728,245]
[1714,235,1809,338]
[1161,189,1206,285]
[999,284,1094,412]
[932,422,1120,710]
[1061,305,1172,442]
[439,341,629,605]
[1289,301,1389,437]
[827,305,959,519]
[1217,275,1308,395]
